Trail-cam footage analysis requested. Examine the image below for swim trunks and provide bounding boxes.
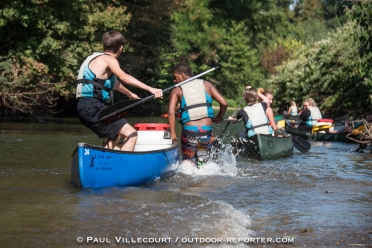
[181,126,214,165]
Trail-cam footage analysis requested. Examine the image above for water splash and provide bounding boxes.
[178,144,238,177]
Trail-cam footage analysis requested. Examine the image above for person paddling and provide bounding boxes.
[297,98,322,132]
[288,101,298,117]
[76,30,163,151]
[167,62,227,167]
[228,86,278,138]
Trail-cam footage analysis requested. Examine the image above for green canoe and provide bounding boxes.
[284,120,354,143]
[231,133,294,160]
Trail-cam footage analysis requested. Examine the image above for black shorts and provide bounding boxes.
[77,97,128,141]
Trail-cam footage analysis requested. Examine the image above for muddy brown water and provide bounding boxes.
[0,115,371,247]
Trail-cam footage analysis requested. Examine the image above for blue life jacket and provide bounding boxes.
[76,53,116,104]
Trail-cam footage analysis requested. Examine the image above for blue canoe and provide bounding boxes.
[71,129,179,188]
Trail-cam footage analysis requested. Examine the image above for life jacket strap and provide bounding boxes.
[180,102,212,112]
[76,78,114,104]
[77,78,112,92]
[247,123,270,131]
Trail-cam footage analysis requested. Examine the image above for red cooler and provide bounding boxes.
[134,123,170,131]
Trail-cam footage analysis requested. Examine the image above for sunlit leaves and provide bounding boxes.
[271,21,370,117]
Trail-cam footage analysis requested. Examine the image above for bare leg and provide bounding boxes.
[119,123,138,151]
[103,136,120,149]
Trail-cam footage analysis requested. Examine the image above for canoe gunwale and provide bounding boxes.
[71,141,178,158]
[284,120,354,143]
[232,133,294,160]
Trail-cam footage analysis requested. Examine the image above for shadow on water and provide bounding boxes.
[0,116,371,247]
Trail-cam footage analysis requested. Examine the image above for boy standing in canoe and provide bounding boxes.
[76,30,163,151]
[167,62,228,167]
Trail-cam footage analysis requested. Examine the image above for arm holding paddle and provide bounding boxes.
[168,62,226,166]
[76,30,164,152]
[98,64,221,127]
[227,109,245,124]
[111,61,163,99]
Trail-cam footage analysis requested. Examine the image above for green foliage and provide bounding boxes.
[210,0,297,47]
[171,0,223,64]
[226,98,238,109]
[294,19,330,43]
[289,0,353,43]
[217,22,263,98]
[323,0,354,29]
[348,0,372,76]
[0,0,132,114]
[270,21,370,117]
[293,0,324,23]
[117,0,175,90]
[0,0,359,117]
[170,1,264,104]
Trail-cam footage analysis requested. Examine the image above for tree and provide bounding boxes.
[260,38,304,75]
[0,0,131,116]
[323,0,354,29]
[217,22,263,98]
[117,0,176,92]
[270,20,369,117]
[348,0,372,75]
[292,0,324,23]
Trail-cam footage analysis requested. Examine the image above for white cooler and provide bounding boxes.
[134,131,172,151]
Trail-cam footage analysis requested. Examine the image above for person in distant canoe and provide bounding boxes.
[167,62,228,167]
[76,30,163,151]
[287,101,298,117]
[282,100,298,118]
[229,87,279,139]
[327,119,354,134]
[297,98,322,131]
[307,98,322,123]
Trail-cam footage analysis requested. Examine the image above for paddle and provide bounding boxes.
[312,124,333,133]
[216,95,246,142]
[223,118,243,122]
[291,135,311,153]
[97,65,221,127]
[96,98,142,126]
[283,120,311,153]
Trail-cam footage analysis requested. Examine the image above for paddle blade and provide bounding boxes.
[98,99,142,127]
[312,124,332,133]
[292,135,311,153]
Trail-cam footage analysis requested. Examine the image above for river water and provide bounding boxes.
[0,114,371,248]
